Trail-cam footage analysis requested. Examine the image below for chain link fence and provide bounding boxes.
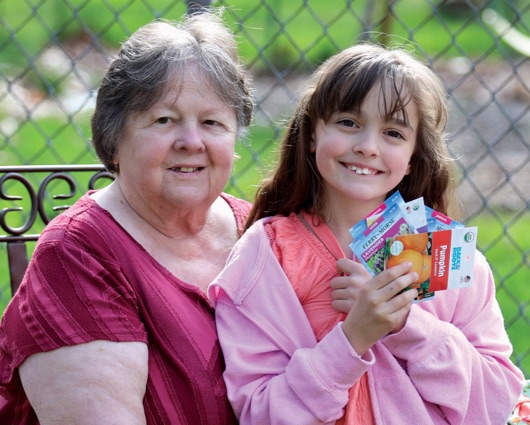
[1,0,529,375]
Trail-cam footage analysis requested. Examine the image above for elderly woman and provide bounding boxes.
[0,11,252,425]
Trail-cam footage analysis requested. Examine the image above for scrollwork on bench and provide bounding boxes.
[0,165,114,296]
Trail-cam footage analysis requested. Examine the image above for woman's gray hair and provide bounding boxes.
[91,12,253,173]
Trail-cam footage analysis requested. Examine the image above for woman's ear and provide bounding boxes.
[112,145,120,165]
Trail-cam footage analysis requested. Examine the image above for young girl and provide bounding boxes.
[208,43,524,424]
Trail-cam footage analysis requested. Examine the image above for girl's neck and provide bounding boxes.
[318,209,358,259]
[319,197,386,259]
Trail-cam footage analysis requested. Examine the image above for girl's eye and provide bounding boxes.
[156,117,170,124]
[338,119,357,128]
[386,130,405,139]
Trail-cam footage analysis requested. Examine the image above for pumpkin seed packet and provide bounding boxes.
[384,227,478,301]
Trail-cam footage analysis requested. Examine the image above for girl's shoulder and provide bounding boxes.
[264,213,312,258]
[264,213,299,238]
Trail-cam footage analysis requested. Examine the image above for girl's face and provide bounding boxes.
[114,67,238,221]
[311,81,418,216]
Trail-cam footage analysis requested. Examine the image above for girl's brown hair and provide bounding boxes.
[246,43,459,229]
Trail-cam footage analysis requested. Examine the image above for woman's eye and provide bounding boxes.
[204,119,220,126]
[156,117,170,124]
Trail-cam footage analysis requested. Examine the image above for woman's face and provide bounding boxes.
[114,69,238,220]
[311,80,418,215]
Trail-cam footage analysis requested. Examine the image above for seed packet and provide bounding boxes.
[352,191,405,235]
[384,232,434,301]
[425,206,464,232]
[384,227,478,301]
[350,199,413,276]
[349,191,477,303]
[400,197,428,233]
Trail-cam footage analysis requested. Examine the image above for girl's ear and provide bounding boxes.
[405,161,412,175]
[309,134,316,153]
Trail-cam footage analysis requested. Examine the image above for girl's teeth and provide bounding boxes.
[351,166,373,175]
[178,167,197,173]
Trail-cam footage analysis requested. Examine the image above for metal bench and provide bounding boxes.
[0,165,114,297]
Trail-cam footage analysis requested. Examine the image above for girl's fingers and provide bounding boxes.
[372,261,415,290]
[382,272,418,300]
[331,299,353,313]
[330,275,354,290]
[335,258,367,276]
[387,286,419,312]
[330,287,351,300]
[332,258,417,299]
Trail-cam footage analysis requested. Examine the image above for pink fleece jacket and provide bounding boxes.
[209,217,524,425]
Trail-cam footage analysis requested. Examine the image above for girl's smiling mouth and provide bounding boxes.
[346,164,379,175]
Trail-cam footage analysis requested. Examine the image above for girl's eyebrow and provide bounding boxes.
[388,116,414,132]
[338,108,415,132]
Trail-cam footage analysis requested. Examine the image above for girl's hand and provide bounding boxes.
[330,259,372,313]
[334,258,418,356]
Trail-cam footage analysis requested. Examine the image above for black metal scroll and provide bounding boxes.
[0,165,114,241]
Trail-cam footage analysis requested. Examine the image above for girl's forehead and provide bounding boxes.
[352,80,418,128]
[342,78,413,109]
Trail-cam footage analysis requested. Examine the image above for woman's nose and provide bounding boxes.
[174,122,205,151]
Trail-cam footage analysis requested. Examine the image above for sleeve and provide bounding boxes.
[381,250,524,424]
[216,296,374,425]
[0,237,147,385]
[211,230,375,425]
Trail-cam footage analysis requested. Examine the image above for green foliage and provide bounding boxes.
[1,0,526,74]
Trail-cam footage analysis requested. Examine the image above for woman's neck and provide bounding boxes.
[91,182,238,292]
[92,182,213,238]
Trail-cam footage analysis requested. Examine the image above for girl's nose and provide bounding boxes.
[353,130,379,157]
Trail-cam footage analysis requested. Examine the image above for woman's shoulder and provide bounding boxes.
[220,192,252,235]
[38,192,101,239]
[220,192,251,213]
[36,191,129,257]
